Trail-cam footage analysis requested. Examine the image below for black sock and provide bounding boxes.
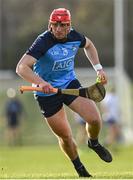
[89,138,99,146]
[72,156,83,170]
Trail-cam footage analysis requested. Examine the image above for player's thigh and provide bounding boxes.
[46,107,72,138]
[69,97,101,122]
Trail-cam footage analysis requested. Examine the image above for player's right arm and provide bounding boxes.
[16,54,53,93]
[84,37,107,84]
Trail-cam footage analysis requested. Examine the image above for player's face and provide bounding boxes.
[51,22,70,39]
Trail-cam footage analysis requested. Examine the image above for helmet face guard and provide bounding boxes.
[49,8,71,24]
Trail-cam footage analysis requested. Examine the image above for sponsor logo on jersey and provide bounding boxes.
[50,47,68,56]
[52,56,74,71]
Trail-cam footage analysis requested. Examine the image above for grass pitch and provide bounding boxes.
[0,145,133,179]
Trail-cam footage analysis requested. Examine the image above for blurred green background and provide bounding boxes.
[0,0,133,153]
[0,0,133,178]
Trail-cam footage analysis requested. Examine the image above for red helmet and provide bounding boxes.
[49,8,71,24]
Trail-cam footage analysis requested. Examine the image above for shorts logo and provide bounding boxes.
[52,56,74,71]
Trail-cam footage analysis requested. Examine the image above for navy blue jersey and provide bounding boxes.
[26,29,86,96]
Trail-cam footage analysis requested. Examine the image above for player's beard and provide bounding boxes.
[54,32,66,39]
[51,26,70,42]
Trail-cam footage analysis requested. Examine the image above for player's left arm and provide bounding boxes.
[84,37,107,84]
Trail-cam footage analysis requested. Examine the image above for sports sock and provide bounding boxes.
[88,138,99,146]
[72,156,83,169]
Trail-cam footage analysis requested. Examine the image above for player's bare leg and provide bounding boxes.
[46,107,91,177]
[46,107,77,159]
[69,96,112,163]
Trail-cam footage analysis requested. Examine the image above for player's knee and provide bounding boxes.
[89,117,101,126]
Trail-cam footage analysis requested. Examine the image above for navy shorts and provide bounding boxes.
[35,79,81,118]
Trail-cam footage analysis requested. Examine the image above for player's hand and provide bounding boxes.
[39,82,54,93]
[96,69,107,84]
